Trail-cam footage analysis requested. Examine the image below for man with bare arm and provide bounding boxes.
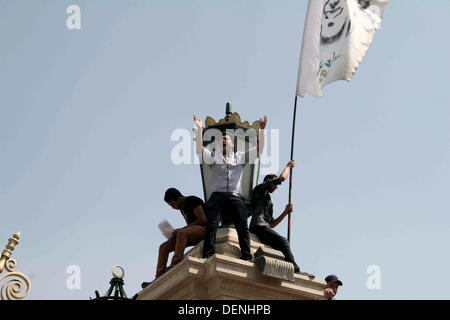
[141,188,207,289]
[193,114,266,261]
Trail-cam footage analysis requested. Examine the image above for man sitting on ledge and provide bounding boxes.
[141,188,206,289]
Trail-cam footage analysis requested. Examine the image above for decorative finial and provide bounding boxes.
[0,232,32,300]
[92,265,135,300]
[0,232,21,272]
[225,102,232,120]
[5,232,20,253]
[112,265,125,279]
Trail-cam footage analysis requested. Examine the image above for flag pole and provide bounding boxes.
[288,95,299,243]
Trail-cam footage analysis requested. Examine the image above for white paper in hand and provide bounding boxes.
[158,219,175,240]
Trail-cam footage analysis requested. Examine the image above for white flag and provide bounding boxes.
[296,0,389,98]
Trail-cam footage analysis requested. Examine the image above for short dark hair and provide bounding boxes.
[263,174,278,182]
[164,188,182,202]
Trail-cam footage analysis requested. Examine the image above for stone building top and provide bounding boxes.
[137,228,326,300]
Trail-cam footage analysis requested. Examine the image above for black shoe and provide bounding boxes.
[295,270,315,278]
[202,254,213,259]
[141,281,153,289]
[240,254,253,262]
[164,266,173,273]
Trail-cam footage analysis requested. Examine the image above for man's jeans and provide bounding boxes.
[251,225,300,272]
[202,192,251,259]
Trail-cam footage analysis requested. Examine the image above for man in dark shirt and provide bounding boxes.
[250,160,309,275]
[142,188,207,289]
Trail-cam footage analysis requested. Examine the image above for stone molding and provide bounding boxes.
[137,228,326,300]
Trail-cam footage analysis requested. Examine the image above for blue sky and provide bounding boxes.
[0,0,449,299]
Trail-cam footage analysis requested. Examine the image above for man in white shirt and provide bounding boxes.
[194,114,266,260]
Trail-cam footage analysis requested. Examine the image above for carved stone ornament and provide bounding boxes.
[204,112,260,132]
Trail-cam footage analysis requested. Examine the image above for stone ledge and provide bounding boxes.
[137,228,326,300]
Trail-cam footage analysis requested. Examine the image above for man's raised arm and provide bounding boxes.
[279,160,295,182]
[193,114,204,155]
[257,115,267,156]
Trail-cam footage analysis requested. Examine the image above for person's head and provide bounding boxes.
[264,174,278,193]
[221,132,234,155]
[164,188,183,210]
[325,274,343,296]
